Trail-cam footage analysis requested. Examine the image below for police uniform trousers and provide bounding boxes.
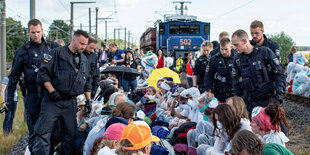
[32,95,77,155]
[25,92,42,153]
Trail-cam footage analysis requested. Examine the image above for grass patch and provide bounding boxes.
[0,91,27,154]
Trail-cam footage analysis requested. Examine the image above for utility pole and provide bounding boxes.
[118,29,120,47]
[69,1,96,41]
[80,23,82,29]
[114,29,116,42]
[105,20,107,41]
[89,8,91,36]
[124,28,126,50]
[128,30,130,49]
[30,0,35,19]
[0,0,5,81]
[95,7,98,39]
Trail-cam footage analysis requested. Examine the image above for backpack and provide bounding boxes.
[150,140,169,155]
[169,122,197,146]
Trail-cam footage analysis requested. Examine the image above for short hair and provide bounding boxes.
[232,130,265,155]
[220,38,231,47]
[291,46,297,52]
[219,31,229,40]
[88,37,98,45]
[28,19,42,29]
[232,29,249,40]
[73,30,89,39]
[109,42,118,47]
[250,20,264,30]
[54,39,65,46]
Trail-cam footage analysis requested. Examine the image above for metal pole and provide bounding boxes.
[128,30,130,49]
[70,2,74,41]
[114,28,115,42]
[118,29,120,47]
[80,23,82,29]
[30,0,35,19]
[95,7,98,39]
[89,8,91,36]
[124,28,126,50]
[1,0,6,81]
[105,20,107,41]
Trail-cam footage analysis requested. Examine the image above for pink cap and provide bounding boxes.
[103,123,127,140]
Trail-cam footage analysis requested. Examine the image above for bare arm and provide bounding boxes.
[1,84,7,108]
[163,56,166,67]
[84,92,91,100]
[192,75,198,87]
[43,81,55,93]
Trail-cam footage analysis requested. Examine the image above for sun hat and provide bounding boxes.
[103,123,127,140]
[120,123,160,150]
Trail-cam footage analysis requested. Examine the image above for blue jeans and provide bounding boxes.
[122,79,137,92]
[3,101,17,135]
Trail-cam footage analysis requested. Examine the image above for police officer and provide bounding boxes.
[193,41,213,92]
[249,20,281,60]
[33,30,91,155]
[205,38,236,103]
[231,29,283,114]
[209,31,230,56]
[5,19,59,153]
[83,37,99,99]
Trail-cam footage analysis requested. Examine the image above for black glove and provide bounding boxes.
[84,100,92,115]
[49,90,62,101]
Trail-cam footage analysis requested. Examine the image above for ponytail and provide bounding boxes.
[265,100,290,135]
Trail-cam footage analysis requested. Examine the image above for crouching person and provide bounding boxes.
[116,123,160,155]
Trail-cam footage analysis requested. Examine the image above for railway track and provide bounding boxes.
[283,92,310,104]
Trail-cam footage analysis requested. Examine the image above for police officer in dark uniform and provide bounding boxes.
[231,29,283,114]
[83,37,99,99]
[209,32,230,56]
[249,20,281,60]
[32,30,91,155]
[192,41,213,93]
[205,38,237,103]
[5,19,59,153]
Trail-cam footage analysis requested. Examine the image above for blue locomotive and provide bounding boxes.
[140,1,210,59]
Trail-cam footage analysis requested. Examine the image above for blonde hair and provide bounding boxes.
[200,41,213,55]
[226,96,249,119]
[90,138,120,155]
[219,31,229,40]
[109,42,118,47]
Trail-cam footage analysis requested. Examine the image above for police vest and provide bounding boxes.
[214,57,233,85]
[25,42,52,83]
[239,48,273,92]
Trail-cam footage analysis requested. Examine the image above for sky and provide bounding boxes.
[6,0,310,46]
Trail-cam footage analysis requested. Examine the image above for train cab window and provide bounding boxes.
[190,25,200,34]
[159,25,165,34]
[204,24,210,35]
[170,25,179,34]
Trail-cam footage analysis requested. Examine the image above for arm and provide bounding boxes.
[116,53,125,63]
[192,59,200,87]
[7,48,25,104]
[205,57,216,92]
[232,57,243,97]
[163,56,166,67]
[265,49,284,100]
[1,83,7,108]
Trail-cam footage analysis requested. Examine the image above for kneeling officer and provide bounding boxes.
[32,30,92,155]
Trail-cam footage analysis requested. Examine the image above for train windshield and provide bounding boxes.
[169,25,200,34]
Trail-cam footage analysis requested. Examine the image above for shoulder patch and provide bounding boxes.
[275,49,280,57]
[273,58,280,65]
[43,53,52,62]
[232,68,237,77]
[205,66,210,73]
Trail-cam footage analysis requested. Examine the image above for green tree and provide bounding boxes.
[6,17,27,62]
[267,31,295,64]
[46,20,70,44]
